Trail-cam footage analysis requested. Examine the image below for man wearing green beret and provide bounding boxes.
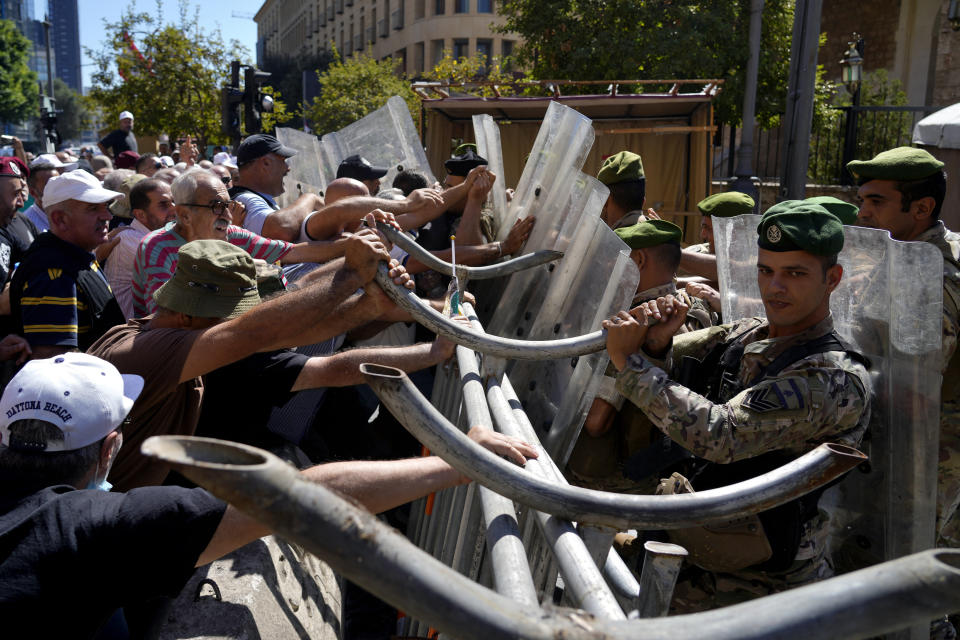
[568,219,719,491]
[596,151,648,230]
[848,146,960,550]
[603,207,871,610]
[687,191,756,255]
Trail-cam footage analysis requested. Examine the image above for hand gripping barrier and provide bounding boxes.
[142,435,960,640]
[360,363,866,530]
[377,223,563,281]
[373,262,608,360]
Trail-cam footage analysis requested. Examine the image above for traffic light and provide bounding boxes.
[243,66,273,135]
[221,61,243,143]
[38,95,60,149]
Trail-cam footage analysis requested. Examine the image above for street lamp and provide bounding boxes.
[839,34,864,186]
[839,35,864,96]
[950,0,960,31]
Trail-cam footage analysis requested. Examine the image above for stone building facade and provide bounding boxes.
[254,0,518,76]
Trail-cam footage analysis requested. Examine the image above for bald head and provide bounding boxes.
[325,177,369,204]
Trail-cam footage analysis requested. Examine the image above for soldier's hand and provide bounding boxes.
[468,170,494,202]
[685,281,721,312]
[502,216,535,255]
[344,225,390,283]
[636,294,689,358]
[369,207,401,232]
[405,187,444,211]
[603,310,648,371]
[464,165,486,188]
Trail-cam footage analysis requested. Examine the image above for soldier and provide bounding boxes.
[686,191,756,256]
[596,151,647,230]
[568,219,718,491]
[604,206,871,609]
[846,147,960,549]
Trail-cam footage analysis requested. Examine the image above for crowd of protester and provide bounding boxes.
[0,107,956,639]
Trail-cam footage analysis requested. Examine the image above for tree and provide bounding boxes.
[495,0,794,127]
[423,51,516,96]
[0,19,39,126]
[301,50,418,136]
[87,2,253,149]
[53,78,92,143]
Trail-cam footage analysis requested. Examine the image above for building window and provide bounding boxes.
[455,0,469,13]
[435,0,445,15]
[431,39,445,67]
[501,39,514,59]
[476,38,492,65]
[415,42,425,74]
[477,0,492,12]
[415,0,425,20]
[394,48,407,74]
[453,38,468,59]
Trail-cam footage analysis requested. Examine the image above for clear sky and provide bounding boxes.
[76,0,263,93]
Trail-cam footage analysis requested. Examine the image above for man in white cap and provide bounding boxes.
[0,353,535,637]
[98,110,138,161]
[23,154,68,232]
[10,170,127,357]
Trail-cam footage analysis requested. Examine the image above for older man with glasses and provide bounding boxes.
[130,168,385,317]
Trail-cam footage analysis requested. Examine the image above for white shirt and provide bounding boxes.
[104,219,150,319]
[23,203,49,233]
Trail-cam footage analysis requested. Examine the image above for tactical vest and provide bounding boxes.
[631,323,867,572]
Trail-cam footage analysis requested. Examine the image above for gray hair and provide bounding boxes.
[90,155,113,171]
[102,169,135,192]
[170,167,219,205]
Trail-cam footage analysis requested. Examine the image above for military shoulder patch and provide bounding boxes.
[743,378,807,413]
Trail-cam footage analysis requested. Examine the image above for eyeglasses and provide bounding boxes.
[219,176,232,185]
[182,200,236,216]
[153,162,163,169]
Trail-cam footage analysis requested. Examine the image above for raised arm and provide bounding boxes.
[305,189,443,240]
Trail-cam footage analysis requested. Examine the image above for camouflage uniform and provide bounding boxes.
[616,314,871,608]
[916,222,960,548]
[567,282,718,490]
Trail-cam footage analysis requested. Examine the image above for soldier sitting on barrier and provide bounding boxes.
[603,205,872,611]
[0,353,536,639]
[847,147,960,551]
[567,219,718,492]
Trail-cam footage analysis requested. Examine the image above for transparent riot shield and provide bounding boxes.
[471,114,509,241]
[274,127,326,208]
[714,215,943,573]
[320,95,436,189]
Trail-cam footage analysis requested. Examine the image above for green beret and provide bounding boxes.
[597,151,644,185]
[453,143,477,156]
[756,206,844,256]
[697,191,755,218]
[764,197,859,226]
[846,146,944,182]
[803,196,859,225]
[616,219,682,249]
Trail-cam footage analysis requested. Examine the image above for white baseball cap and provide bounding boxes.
[119,110,134,121]
[30,153,65,169]
[213,152,238,169]
[43,169,123,209]
[0,353,143,452]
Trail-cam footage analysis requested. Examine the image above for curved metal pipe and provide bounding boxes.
[374,263,607,360]
[361,363,866,530]
[141,435,960,640]
[378,223,563,280]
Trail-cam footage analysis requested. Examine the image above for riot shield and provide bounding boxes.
[274,127,326,208]
[714,215,943,572]
[471,114,509,241]
[320,95,436,189]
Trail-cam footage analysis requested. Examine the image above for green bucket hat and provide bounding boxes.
[846,146,944,182]
[615,219,682,250]
[597,151,644,185]
[697,191,755,218]
[757,205,844,256]
[153,239,261,319]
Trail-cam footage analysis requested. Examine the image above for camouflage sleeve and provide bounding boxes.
[614,354,870,464]
[593,361,625,410]
[942,280,960,373]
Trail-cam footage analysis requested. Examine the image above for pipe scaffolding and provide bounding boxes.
[141,435,960,640]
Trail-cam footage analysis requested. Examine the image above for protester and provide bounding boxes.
[23,155,65,232]
[10,170,126,357]
[135,152,162,177]
[0,352,535,638]
[98,110,138,160]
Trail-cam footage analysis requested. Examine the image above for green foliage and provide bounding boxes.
[87,1,248,148]
[0,19,39,125]
[302,49,418,135]
[423,51,515,95]
[259,85,290,135]
[495,0,795,127]
[53,78,93,143]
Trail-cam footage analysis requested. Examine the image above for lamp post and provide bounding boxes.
[728,0,765,205]
[839,34,864,186]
